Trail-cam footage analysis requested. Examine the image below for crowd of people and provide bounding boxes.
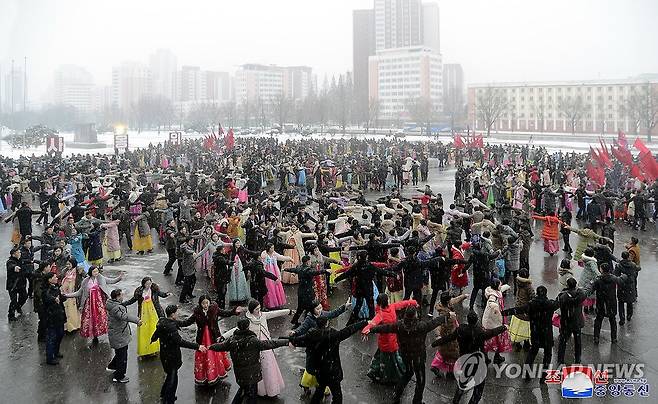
[2,134,653,404]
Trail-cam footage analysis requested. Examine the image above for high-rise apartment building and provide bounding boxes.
[235,64,314,105]
[111,62,152,111]
[353,9,376,121]
[369,46,442,119]
[149,49,177,100]
[53,65,94,112]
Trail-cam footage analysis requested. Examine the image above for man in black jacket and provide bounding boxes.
[291,317,367,404]
[432,311,506,404]
[368,307,452,404]
[151,305,205,404]
[588,263,625,344]
[211,318,288,404]
[615,252,640,325]
[6,247,27,321]
[556,278,586,364]
[466,243,496,310]
[284,255,331,326]
[163,221,177,276]
[502,286,559,381]
[43,273,66,365]
[334,251,396,324]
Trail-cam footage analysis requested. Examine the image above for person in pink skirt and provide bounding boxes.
[223,299,292,398]
[430,292,469,377]
[63,266,123,345]
[260,243,292,309]
[482,279,512,364]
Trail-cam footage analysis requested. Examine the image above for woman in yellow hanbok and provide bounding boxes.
[123,277,172,357]
[60,260,82,332]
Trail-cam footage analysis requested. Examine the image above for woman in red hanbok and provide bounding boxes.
[177,295,242,384]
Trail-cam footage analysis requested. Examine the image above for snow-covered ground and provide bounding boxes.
[0,129,654,159]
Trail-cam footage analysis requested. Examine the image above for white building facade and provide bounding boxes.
[369,46,443,120]
[468,78,658,133]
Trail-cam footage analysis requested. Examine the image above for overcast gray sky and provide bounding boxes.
[1,0,657,103]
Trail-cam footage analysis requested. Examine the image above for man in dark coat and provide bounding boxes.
[432,311,507,404]
[502,286,559,381]
[615,251,640,325]
[389,246,442,310]
[334,251,396,324]
[368,307,452,404]
[6,247,27,320]
[19,237,41,298]
[466,243,496,310]
[290,317,367,404]
[210,318,288,404]
[556,278,586,364]
[42,272,66,365]
[283,255,330,326]
[163,221,178,276]
[11,202,43,237]
[211,247,231,308]
[151,304,204,404]
[588,263,625,344]
[243,258,277,307]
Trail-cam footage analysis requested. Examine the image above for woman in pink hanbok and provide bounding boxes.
[224,299,292,398]
[260,243,292,309]
[482,279,512,364]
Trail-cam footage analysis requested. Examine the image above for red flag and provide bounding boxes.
[590,147,603,167]
[639,152,658,181]
[224,128,235,150]
[474,134,484,148]
[611,146,633,167]
[454,135,465,149]
[633,137,650,154]
[631,164,645,181]
[599,137,610,159]
[586,162,605,186]
[617,130,628,149]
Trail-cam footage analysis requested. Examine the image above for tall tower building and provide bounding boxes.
[375,0,423,51]
[53,65,94,112]
[353,9,376,122]
[111,62,152,111]
[149,49,177,100]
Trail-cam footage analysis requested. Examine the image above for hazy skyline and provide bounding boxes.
[2,0,657,103]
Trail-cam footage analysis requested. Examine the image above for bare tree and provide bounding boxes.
[476,87,508,136]
[557,94,586,135]
[365,97,380,134]
[595,102,606,135]
[271,93,291,131]
[221,101,236,128]
[533,98,546,132]
[330,74,353,134]
[625,84,658,142]
[405,96,434,135]
[239,99,250,128]
[444,91,465,130]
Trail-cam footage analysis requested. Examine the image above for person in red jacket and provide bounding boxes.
[361,294,418,384]
[531,213,563,256]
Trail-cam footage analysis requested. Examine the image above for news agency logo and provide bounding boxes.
[454,352,488,390]
[548,366,602,398]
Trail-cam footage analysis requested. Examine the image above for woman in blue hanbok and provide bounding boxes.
[68,229,90,272]
[227,239,256,303]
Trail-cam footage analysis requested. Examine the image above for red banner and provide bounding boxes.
[617,130,628,149]
[224,128,235,150]
[586,162,605,186]
[454,135,465,148]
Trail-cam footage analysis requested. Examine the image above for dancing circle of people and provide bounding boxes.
[3,135,651,404]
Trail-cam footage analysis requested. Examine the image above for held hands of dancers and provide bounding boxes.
[198,345,208,352]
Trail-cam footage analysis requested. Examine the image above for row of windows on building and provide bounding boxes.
[476,85,647,94]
